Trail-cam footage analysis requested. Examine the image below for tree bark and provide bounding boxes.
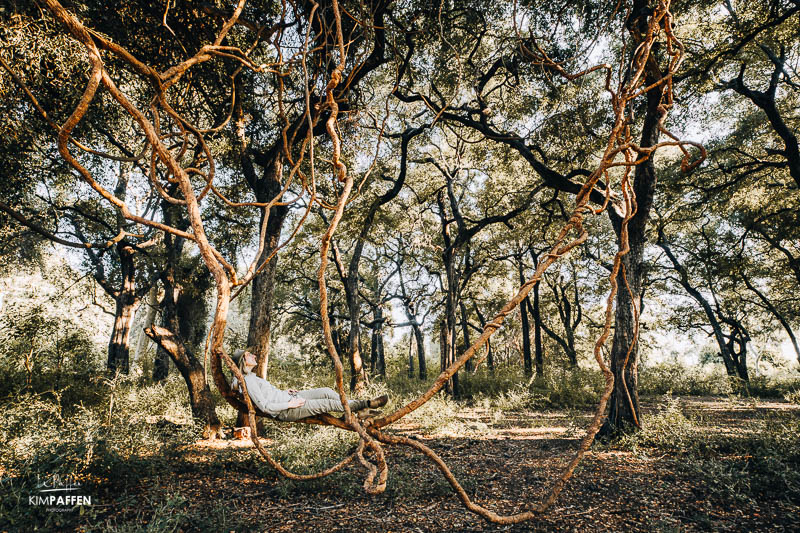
[372,304,386,378]
[248,156,289,379]
[413,320,426,380]
[600,11,663,434]
[442,248,460,397]
[407,329,415,379]
[133,286,158,365]
[459,300,473,373]
[528,281,544,379]
[602,224,644,435]
[439,319,458,396]
[145,325,222,438]
[107,244,138,375]
[517,260,533,377]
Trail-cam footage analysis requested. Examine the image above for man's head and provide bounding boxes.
[232,347,258,373]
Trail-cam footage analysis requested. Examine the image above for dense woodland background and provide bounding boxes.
[1,0,799,530]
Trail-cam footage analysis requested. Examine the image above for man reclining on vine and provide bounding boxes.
[231,348,388,422]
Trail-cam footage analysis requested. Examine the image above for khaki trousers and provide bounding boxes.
[276,387,368,421]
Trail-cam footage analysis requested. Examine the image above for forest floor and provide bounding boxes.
[93,395,800,532]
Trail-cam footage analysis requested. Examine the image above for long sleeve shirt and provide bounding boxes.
[232,371,292,417]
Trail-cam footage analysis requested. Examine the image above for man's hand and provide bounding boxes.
[287,389,299,395]
[287,397,306,408]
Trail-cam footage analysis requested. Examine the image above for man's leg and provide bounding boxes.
[297,387,339,401]
[278,397,368,422]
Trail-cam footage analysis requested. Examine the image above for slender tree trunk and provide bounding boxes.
[345,276,367,393]
[400,294,427,379]
[145,325,221,438]
[443,252,460,397]
[407,331,415,379]
[370,320,378,374]
[474,305,494,373]
[376,330,385,378]
[459,300,473,373]
[530,281,544,379]
[134,287,158,365]
[518,261,533,377]
[413,321,426,379]
[107,245,138,375]
[330,310,343,363]
[248,156,289,379]
[439,319,458,395]
[657,234,745,380]
[742,274,800,365]
[564,303,578,368]
[359,328,369,375]
[372,307,386,378]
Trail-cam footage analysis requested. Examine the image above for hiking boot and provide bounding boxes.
[368,394,388,409]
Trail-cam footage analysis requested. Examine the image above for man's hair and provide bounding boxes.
[237,345,259,372]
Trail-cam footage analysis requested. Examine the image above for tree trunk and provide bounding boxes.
[370,320,378,374]
[345,275,367,393]
[145,325,222,439]
[153,341,171,381]
[407,331,415,379]
[330,309,343,364]
[248,156,289,379]
[742,273,800,365]
[413,321,427,380]
[459,300,473,373]
[530,281,544,379]
[518,261,533,377]
[474,304,494,373]
[443,254,460,397]
[133,286,158,365]
[657,234,746,380]
[439,321,453,396]
[602,227,644,435]
[376,330,385,378]
[107,245,138,375]
[600,27,663,434]
[372,306,386,378]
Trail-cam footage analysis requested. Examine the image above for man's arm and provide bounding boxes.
[245,375,290,414]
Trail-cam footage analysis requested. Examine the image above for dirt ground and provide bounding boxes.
[110,397,800,532]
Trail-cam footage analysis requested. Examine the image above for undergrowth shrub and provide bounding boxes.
[785,388,800,404]
[0,375,198,531]
[641,361,800,399]
[530,366,605,408]
[615,394,800,505]
[458,364,604,409]
[262,424,359,474]
[639,362,734,396]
